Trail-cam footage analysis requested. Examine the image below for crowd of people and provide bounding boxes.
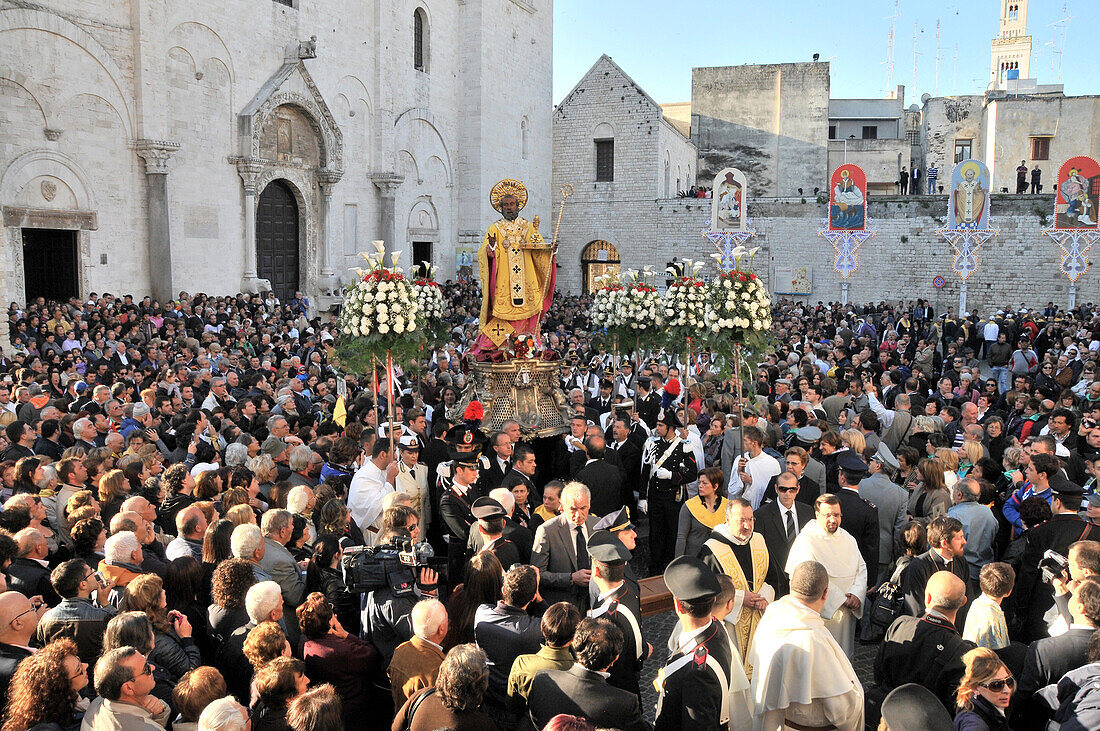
[0,285,1099,730]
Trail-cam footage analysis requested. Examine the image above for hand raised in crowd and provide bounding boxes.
[168,610,192,638]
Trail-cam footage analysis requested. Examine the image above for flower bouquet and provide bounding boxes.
[704,246,773,379]
[335,241,424,376]
[411,263,447,346]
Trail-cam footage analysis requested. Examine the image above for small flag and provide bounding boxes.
[333,396,347,428]
[1006,69,1020,80]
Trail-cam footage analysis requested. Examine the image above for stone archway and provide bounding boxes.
[581,240,620,293]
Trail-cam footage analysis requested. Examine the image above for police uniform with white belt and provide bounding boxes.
[655,556,738,731]
[587,530,650,697]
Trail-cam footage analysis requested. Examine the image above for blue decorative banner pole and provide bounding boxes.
[1042,227,1098,308]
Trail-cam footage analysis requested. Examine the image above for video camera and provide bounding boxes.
[1039,549,1070,584]
[341,537,445,598]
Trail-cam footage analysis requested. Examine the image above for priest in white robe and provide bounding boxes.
[748,560,864,731]
[348,442,395,546]
[784,493,867,657]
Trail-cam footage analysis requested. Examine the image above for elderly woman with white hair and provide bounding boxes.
[198,696,250,731]
[99,530,145,603]
[286,485,317,547]
[215,581,286,704]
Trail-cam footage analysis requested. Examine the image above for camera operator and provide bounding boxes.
[1015,476,1100,642]
[361,527,439,663]
[1049,540,1100,631]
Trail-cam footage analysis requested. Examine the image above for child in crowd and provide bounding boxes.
[963,561,1015,649]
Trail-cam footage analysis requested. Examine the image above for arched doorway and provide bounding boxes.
[256,180,300,302]
[581,240,621,293]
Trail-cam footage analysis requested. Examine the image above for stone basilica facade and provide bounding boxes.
[0,0,552,308]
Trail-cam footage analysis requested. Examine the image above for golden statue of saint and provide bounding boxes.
[471,179,556,360]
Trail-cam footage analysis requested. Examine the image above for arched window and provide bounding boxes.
[581,240,621,293]
[521,118,529,160]
[664,160,670,198]
[413,9,428,71]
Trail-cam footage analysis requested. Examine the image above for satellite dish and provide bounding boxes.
[920,93,931,104]
[908,104,920,112]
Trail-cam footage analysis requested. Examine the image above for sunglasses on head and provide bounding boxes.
[980,676,1015,692]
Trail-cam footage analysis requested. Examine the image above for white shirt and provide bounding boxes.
[779,503,801,539]
[347,460,394,545]
[728,451,782,509]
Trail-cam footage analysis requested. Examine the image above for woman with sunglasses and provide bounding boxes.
[954,647,1014,731]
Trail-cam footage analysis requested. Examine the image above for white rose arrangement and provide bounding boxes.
[335,242,426,375]
[705,269,772,335]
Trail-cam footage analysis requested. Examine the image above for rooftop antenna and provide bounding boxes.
[912,21,921,99]
[934,20,941,95]
[1047,3,1071,83]
[883,0,899,97]
[952,44,958,95]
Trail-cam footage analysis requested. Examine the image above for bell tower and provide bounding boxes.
[990,0,1032,88]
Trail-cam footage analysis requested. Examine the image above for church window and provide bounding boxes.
[414,9,428,71]
[1030,137,1050,161]
[521,119,529,160]
[862,125,878,140]
[595,139,614,182]
[828,125,837,140]
[664,160,670,197]
[954,139,972,164]
[907,130,920,145]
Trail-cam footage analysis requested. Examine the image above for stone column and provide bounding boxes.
[235,159,265,293]
[370,173,404,257]
[318,169,343,292]
[134,140,180,302]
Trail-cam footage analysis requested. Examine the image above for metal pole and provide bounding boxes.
[841,281,850,306]
[386,350,396,456]
[1069,285,1078,310]
[959,282,968,316]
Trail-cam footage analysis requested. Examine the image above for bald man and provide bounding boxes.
[122,495,170,569]
[7,528,59,606]
[0,591,47,697]
[166,505,207,562]
[874,571,975,712]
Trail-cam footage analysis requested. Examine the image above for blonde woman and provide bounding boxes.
[840,429,866,457]
[935,447,960,490]
[957,440,984,479]
[953,647,1014,730]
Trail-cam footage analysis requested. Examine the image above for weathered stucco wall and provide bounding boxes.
[691,62,830,198]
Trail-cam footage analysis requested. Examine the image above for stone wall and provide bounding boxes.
[690,62,830,197]
[553,192,1091,313]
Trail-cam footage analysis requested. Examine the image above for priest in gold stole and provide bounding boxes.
[699,497,774,679]
[471,179,556,360]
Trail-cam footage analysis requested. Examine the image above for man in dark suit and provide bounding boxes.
[574,435,624,518]
[522,616,650,731]
[635,377,660,429]
[1014,476,1100,641]
[553,415,589,480]
[439,452,479,581]
[0,591,43,699]
[876,571,975,712]
[474,565,543,723]
[608,415,643,512]
[500,443,538,498]
[834,452,880,577]
[7,529,60,607]
[531,482,599,609]
[900,516,970,624]
[755,471,814,597]
[1017,576,1100,726]
[586,379,615,418]
[476,432,512,495]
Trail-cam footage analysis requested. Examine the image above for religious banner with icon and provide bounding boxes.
[711,167,748,232]
[949,159,991,230]
[829,164,866,232]
[1055,156,1100,230]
